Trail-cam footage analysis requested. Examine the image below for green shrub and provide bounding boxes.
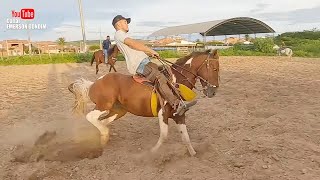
[253,38,275,53]
[158,50,182,58]
[233,43,255,51]
[274,30,320,57]
[0,53,94,66]
[89,45,100,51]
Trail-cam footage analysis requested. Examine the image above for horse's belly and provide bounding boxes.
[120,85,156,117]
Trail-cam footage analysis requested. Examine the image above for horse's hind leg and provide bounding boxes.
[99,104,128,125]
[173,114,196,156]
[86,109,110,146]
[151,109,169,153]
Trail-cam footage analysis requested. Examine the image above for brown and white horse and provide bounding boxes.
[68,46,220,156]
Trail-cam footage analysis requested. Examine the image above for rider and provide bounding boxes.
[112,15,196,115]
[102,36,111,64]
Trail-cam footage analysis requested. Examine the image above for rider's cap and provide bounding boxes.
[112,15,131,27]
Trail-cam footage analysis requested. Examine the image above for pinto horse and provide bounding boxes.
[68,47,220,156]
[273,45,293,59]
[90,46,118,74]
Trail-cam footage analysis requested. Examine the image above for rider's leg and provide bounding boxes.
[103,49,108,64]
[140,62,196,115]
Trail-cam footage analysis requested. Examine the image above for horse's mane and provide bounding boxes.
[107,45,117,55]
[174,49,211,65]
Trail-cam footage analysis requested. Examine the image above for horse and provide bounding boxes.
[90,46,118,74]
[273,45,293,58]
[68,46,220,156]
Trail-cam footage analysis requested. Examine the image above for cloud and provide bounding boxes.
[1,0,320,40]
[256,6,320,24]
[250,3,270,13]
[136,21,182,28]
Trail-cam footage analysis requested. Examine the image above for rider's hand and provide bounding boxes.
[150,50,160,59]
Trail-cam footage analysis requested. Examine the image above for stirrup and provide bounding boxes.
[173,100,197,116]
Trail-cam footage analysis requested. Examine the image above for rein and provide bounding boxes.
[157,53,214,91]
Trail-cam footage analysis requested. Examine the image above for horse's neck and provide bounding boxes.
[171,64,196,89]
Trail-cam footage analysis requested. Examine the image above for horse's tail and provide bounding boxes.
[68,78,94,115]
[289,49,293,57]
[90,52,95,66]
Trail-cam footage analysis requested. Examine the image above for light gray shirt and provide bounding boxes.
[114,30,148,74]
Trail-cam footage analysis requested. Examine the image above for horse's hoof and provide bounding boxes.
[189,150,196,156]
[100,135,109,146]
[150,147,159,153]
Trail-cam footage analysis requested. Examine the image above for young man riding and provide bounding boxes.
[102,36,111,64]
[112,15,196,116]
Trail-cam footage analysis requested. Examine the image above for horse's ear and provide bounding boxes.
[210,49,219,59]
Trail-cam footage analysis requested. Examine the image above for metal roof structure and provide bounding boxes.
[149,17,275,37]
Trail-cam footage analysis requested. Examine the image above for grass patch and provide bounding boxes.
[0,53,93,66]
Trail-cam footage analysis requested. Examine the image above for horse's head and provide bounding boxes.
[174,49,220,98]
[193,49,220,98]
[107,45,120,65]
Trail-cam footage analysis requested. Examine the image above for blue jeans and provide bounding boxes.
[103,49,108,64]
[136,57,151,74]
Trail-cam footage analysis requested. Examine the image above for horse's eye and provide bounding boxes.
[213,69,217,71]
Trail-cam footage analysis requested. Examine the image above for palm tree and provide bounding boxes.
[57,37,66,55]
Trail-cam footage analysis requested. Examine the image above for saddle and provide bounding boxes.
[132,75,154,87]
[132,67,196,117]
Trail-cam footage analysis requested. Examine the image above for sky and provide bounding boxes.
[0,0,320,42]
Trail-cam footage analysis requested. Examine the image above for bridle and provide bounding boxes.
[158,52,219,93]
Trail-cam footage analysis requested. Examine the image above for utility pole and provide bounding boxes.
[78,0,87,52]
[27,21,32,55]
[99,26,102,50]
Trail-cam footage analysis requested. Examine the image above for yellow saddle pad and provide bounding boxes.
[178,84,196,101]
[150,84,196,117]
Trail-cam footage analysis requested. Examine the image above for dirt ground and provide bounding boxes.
[0,56,319,180]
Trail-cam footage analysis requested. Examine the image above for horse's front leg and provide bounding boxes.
[112,65,117,72]
[96,64,99,74]
[173,114,196,156]
[151,109,169,153]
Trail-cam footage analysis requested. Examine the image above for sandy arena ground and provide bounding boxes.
[0,56,319,180]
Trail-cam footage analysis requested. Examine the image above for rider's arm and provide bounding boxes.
[124,38,155,56]
[115,30,159,57]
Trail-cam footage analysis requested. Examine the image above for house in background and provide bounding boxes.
[0,40,28,56]
[0,40,83,56]
[34,41,59,54]
[152,37,197,55]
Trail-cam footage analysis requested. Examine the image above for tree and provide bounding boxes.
[57,37,66,54]
[253,38,274,53]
